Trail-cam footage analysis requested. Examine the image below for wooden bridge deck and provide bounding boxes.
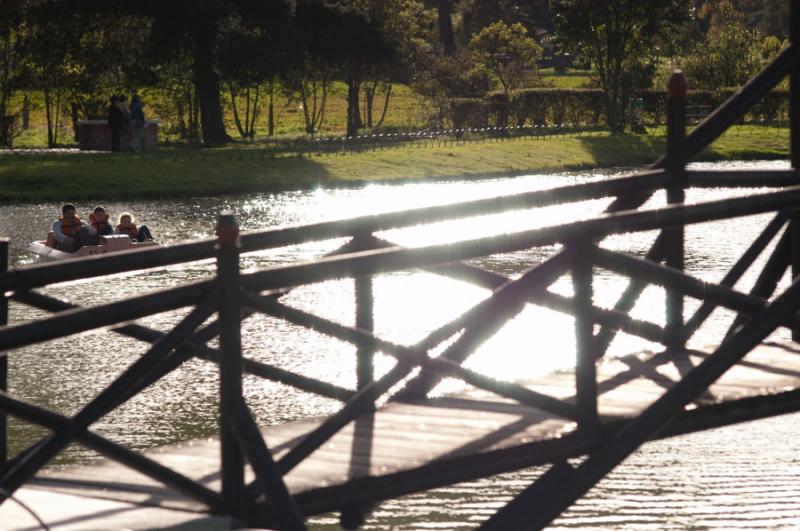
[3,339,800,530]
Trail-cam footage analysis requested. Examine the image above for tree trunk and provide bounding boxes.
[346,78,360,138]
[70,102,80,141]
[248,86,260,139]
[22,94,29,130]
[0,32,10,146]
[375,83,392,128]
[364,81,376,128]
[44,87,54,148]
[438,0,456,56]
[192,23,230,146]
[228,82,247,138]
[268,89,274,136]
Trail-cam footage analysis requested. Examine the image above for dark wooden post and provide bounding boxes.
[0,239,7,465]
[791,0,800,341]
[665,71,687,349]
[572,243,598,428]
[354,233,374,389]
[216,212,245,517]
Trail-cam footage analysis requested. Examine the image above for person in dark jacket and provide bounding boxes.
[128,94,145,151]
[107,95,124,152]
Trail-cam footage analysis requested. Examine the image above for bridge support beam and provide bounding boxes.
[665,71,687,349]
[353,233,375,390]
[0,239,7,466]
[217,212,246,519]
[791,0,800,341]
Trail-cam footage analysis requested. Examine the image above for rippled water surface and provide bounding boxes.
[2,160,800,529]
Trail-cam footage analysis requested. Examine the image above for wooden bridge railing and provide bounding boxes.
[2,168,800,527]
[3,15,800,527]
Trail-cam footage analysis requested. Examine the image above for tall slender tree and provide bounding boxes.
[553,0,690,132]
[51,0,292,145]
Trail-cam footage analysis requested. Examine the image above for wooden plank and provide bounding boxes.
[0,487,233,530]
[4,340,800,528]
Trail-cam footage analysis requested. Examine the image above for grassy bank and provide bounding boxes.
[0,126,789,202]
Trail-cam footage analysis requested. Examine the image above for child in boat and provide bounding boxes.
[115,212,154,242]
[89,206,113,236]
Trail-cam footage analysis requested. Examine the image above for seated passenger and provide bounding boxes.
[51,203,98,252]
[115,212,153,242]
[89,206,113,236]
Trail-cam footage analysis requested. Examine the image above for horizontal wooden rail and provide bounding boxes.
[0,295,219,499]
[11,290,354,403]
[1,166,792,296]
[238,186,800,295]
[679,214,787,343]
[593,247,800,330]
[497,249,800,530]
[0,169,669,292]
[365,236,667,344]
[0,281,214,353]
[243,293,580,420]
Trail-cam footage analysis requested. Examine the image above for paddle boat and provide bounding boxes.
[29,233,159,261]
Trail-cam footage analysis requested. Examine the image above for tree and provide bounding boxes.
[552,0,690,133]
[216,13,288,139]
[458,0,554,44]
[468,21,541,98]
[54,0,292,145]
[681,22,776,90]
[0,0,27,147]
[294,1,403,137]
[437,0,457,55]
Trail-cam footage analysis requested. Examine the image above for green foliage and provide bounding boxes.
[552,0,691,132]
[468,21,542,96]
[680,22,765,89]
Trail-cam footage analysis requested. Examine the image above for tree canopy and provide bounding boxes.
[0,0,791,147]
[552,0,691,132]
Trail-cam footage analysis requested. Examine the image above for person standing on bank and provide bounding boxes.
[116,95,132,149]
[129,94,145,151]
[107,96,123,152]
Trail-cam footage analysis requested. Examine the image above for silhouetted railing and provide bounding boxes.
[2,11,800,528]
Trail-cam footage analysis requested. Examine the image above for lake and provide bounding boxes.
[1,160,799,529]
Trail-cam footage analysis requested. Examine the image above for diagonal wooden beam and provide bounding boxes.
[11,290,354,403]
[0,391,224,511]
[243,293,579,421]
[391,249,574,401]
[593,247,800,330]
[681,214,787,344]
[480,258,800,531]
[0,294,219,500]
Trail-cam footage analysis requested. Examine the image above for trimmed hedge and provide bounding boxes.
[449,88,791,129]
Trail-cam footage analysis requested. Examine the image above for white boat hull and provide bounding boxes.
[29,234,159,261]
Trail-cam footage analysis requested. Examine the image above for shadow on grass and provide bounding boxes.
[0,154,336,202]
[577,134,666,168]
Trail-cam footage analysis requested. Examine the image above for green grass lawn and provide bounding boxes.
[0,125,788,202]
[540,67,595,89]
[8,82,432,149]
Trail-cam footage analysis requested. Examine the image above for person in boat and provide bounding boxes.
[115,212,154,242]
[89,206,113,236]
[51,203,99,252]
